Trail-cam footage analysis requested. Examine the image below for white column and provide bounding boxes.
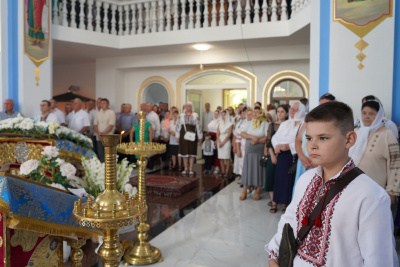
[188,0,194,28]
[53,0,59,25]
[245,0,251,24]
[95,1,102,32]
[172,0,179,30]
[130,4,136,34]
[254,0,261,23]
[211,0,217,27]
[194,0,200,28]
[110,4,117,35]
[166,0,172,31]
[118,5,123,35]
[87,0,94,31]
[270,0,277,21]
[205,0,211,27]
[62,0,68,26]
[71,0,77,28]
[144,2,151,33]
[78,0,85,29]
[281,0,287,21]
[263,0,268,22]
[137,3,143,34]
[103,2,110,33]
[291,0,297,17]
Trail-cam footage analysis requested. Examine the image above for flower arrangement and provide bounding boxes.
[19,146,137,198]
[0,117,93,149]
[19,146,79,191]
[79,156,137,198]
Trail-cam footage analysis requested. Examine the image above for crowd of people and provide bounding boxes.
[1,93,400,264]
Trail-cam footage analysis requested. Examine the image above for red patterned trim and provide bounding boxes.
[268,250,279,263]
[295,160,355,266]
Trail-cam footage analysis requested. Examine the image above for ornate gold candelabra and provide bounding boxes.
[118,111,166,265]
[73,134,146,267]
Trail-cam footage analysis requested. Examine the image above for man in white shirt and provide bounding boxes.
[94,98,116,162]
[203,103,213,132]
[69,98,90,134]
[50,99,66,126]
[145,102,161,141]
[37,100,59,124]
[65,104,73,125]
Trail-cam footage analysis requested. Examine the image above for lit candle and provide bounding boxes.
[120,131,125,145]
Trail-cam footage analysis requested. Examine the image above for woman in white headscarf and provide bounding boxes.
[350,100,400,203]
[271,102,305,213]
[217,110,234,177]
[176,102,203,175]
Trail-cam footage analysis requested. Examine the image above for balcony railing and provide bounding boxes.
[52,0,310,36]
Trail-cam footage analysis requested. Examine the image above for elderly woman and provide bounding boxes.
[271,102,305,213]
[208,110,221,174]
[350,100,400,203]
[239,107,269,200]
[217,110,234,177]
[176,102,203,175]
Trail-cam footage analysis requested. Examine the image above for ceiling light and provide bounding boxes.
[193,44,211,51]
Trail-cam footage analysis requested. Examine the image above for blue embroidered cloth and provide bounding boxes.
[54,139,95,159]
[0,176,99,236]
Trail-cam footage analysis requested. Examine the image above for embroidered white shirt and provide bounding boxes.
[265,160,398,267]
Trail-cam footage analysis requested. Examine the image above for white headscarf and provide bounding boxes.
[185,101,195,113]
[271,101,306,149]
[349,100,385,166]
[219,110,233,132]
[268,109,277,122]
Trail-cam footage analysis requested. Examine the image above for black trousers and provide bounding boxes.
[204,155,213,171]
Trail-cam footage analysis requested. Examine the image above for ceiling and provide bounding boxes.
[53,25,310,65]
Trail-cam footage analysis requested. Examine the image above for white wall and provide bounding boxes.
[201,89,223,112]
[53,62,96,100]
[329,14,395,120]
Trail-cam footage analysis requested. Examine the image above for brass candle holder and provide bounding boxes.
[73,134,146,267]
[118,111,166,265]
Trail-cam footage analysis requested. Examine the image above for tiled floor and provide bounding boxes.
[66,164,400,266]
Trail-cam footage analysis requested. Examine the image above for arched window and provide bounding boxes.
[270,79,305,106]
[263,70,310,107]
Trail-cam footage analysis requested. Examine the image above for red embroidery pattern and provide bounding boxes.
[268,250,279,263]
[295,160,355,266]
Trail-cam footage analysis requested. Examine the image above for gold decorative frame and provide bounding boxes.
[333,0,393,39]
[262,70,310,107]
[176,65,256,110]
[137,76,175,112]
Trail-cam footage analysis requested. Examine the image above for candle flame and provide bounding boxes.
[121,131,125,134]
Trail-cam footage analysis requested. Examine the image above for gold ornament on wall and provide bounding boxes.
[333,0,393,70]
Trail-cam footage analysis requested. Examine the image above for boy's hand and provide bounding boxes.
[271,154,277,165]
[389,194,396,205]
[268,260,279,267]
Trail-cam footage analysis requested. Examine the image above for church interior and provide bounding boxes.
[0,0,399,266]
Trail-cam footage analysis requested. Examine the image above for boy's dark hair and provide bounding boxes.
[362,100,380,112]
[254,106,261,111]
[305,101,354,135]
[101,98,110,104]
[319,93,336,102]
[255,101,262,107]
[204,132,211,137]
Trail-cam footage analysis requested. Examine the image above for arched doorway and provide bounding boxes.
[143,83,169,105]
[262,70,310,107]
[176,66,257,115]
[137,76,175,111]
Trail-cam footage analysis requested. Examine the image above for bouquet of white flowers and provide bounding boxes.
[19,146,79,191]
[80,156,137,197]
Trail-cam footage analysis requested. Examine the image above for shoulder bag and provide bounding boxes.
[278,167,363,267]
[183,120,196,142]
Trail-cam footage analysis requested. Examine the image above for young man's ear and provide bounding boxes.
[345,131,357,149]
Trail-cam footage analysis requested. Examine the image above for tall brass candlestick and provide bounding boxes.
[118,111,164,265]
[73,135,144,267]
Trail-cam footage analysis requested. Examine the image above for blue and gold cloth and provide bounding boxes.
[55,139,95,159]
[0,176,100,238]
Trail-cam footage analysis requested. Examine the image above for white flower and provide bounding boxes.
[41,146,59,160]
[56,158,65,166]
[50,183,66,191]
[48,122,56,134]
[20,159,39,175]
[124,184,137,197]
[60,163,76,178]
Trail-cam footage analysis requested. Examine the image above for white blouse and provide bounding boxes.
[242,120,269,138]
[207,119,220,133]
[265,160,398,267]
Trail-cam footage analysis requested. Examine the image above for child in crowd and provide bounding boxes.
[202,132,216,174]
[265,101,398,267]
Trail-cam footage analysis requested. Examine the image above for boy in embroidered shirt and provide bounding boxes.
[202,132,215,174]
[265,101,398,267]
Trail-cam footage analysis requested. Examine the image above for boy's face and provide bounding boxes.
[306,120,355,169]
[205,136,211,141]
